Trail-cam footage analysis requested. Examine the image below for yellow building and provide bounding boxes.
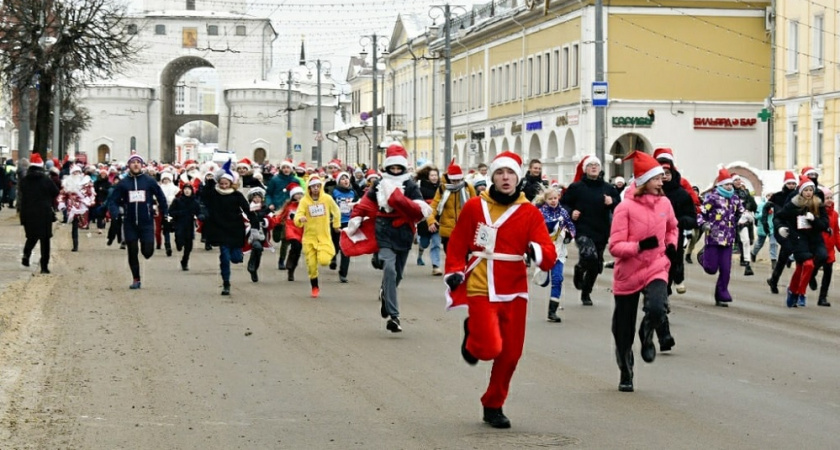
[773,0,838,190]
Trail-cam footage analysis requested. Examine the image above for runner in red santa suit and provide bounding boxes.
[444,151,556,429]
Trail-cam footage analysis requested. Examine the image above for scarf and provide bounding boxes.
[436,180,469,217]
[489,185,520,205]
[716,186,733,199]
[215,185,235,195]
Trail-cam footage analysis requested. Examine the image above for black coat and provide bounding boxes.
[169,194,201,243]
[201,180,255,248]
[416,179,440,237]
[663,170,697,232]
[560,175,620,245]
[18,166,59,239]
[367,177,423,251]
[775,194,829,262]
[519,173,547,202]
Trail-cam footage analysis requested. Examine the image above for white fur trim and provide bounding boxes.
[582,155,602,168]
[376,179,401,212]
[383,155,408,168]
[346,216,363,235]
[413,199,434,219]
[529,242,543,267]
[488,157,521,183]
[636,165,664,186]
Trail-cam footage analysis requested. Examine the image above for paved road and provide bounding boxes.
[0,208,837,449]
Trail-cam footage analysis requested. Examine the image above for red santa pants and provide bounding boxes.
[466,295,527,409]
[789,259,815,296]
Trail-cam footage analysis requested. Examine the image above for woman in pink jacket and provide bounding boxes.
[608,151,678,393]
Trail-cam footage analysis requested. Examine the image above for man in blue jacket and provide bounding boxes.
[109,153,168,289]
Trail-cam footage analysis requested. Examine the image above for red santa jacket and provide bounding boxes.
[823,207,840,264]
[444,191,556,309]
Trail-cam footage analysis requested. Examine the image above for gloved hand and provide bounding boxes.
[527,244,537,261]
[445,273,464,291]
[638,235,659,251]
[702,223,711,233]
[805,212,815,221]
[665,244,677,260]
[778,227,789,238]
[164,215,173,223]
[563,234,573,245]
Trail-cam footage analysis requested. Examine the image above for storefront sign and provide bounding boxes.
[511,121,522,134]
[526,121,542,131]
[612,116,653,128]
[490,126,505,137]
[454,132,468,141]
[694,117,758,129]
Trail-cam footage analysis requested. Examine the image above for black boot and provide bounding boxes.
[744,264,754,276]
[657,319,675,352]
[181,259,189,271]
[581,291,593,306]
[21,255,30,267]
[165,243,172,257]
[287,264,295,281]
[278,258,286,270]
[767,277,779,294]
[482,407,511,429]
[547,300,562,322]
[685,253,693,264]
[72,237,79,252]
[221,282,230,296]
[639,317,656,363]
[461,318,478,365]
[247,253,260,282]
[616,348,634,392]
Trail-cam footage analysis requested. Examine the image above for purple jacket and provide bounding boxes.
[698,189,744,247]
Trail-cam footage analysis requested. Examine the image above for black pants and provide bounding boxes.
[577,238,606,295]
[286,240,302,272]
[612,279,668,356]
[181,238,193,264]
[770,244,793,284]
[819,262,834,299]
[71,219,79,250]
[108,216,123,244]
[668,233,686,289]
[278,239,289,264]
[126,240,155,280]
[23,236,51,271]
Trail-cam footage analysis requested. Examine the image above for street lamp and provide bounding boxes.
[305,59,332,168]
[359,33,389,170]
[281,70,301,159]
[429,4,467,166]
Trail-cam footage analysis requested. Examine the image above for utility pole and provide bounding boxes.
[372,34,380,170]
[315,59,323,167]
[443,4,452,165]
[286,69,292,158]
[594,0,605,164]
[53,70,60,160]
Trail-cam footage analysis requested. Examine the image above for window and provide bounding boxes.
[815,119,824,166]
[471,73,476,110]
[512,62,518,99]
[490,68,496,104]
[208,25,219,36]
[235,25,246,36]
[477,72,483,108]
[155,24,166,35]
[544,52,551,93]
[813,15,824,68]
[571,43,580,87]
[535,55,542,95]
[186,0,195,10]
[788,21,799,73]
[313,118,319,131]
[527,57,533,97]
[502,64,509,102]
[789,122,799,167]
[126,24,138,35]
[562,46,570,89]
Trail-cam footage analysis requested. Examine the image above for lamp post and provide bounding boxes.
[359,34,389,170]
[305,59,332,168]
[429,4,467,166]
[283,69,301,159]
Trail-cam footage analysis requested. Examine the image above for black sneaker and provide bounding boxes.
[221,283,230,295]
[482,407,511,429]
[21,257,29,267]
[329,260,337,270]
[809,277,818,291]
[581,292,593,306]
[461,318,478,365]
[659,336,675,352]
[767,277,779,294]
[386,317,402,333]
[181,261,189,271]
[339,275,348,283]
[379,289,388,318]
[744,265,754,276]
[685,253,693,264]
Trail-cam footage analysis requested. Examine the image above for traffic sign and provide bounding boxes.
[314,132,324,142]
[592,81,608,107]
[294,144,302,152]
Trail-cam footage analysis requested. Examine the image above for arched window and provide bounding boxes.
[130,136,137,151]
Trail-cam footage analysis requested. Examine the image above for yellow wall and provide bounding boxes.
[608,15,770,101]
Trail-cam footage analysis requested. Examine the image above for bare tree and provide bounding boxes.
[0,0,137,160]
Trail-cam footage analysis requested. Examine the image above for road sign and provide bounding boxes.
[592,81,608,107]
[286,131,293,139]
[314,132,324,142]
[294,144,302,152]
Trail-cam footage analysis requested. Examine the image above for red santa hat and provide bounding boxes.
[623,151,664,186]
[326,158,342,169]
[715,166,734,186]
[653,147,675,162]
[446,158,464,180]
[287,182,303,198]
[295,162,307,173]
[237,158,253,168]
[160,172,174,182]
[366,169,380,181]
[801,166,818,177]
[29,153,44,167]
[279,158,295,169]
[783,170,797,185]
[488,151,523,183]
[573,154,602,183]
[307,174,323,187]
[183,159,198,170]
[798,174,815,192]
[383,143,408,169]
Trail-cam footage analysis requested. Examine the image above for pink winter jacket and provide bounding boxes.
[609,186,679,295]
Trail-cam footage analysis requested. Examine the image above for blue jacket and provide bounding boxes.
[109,173,168,231]
[266,172,302,210]
[331,185,358,224]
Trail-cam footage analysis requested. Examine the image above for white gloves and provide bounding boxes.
[778,227,789,238]
[702,223,711,233]
[805,212,815,221]
[346,216,363,235]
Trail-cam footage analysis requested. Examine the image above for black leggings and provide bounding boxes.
[23,236,51,271]
[612,279,668,355]
[126,240,155,280]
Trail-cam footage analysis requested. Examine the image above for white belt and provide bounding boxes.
[470,251,525,262]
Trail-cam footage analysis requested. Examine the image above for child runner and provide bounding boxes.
[534,185,575,322]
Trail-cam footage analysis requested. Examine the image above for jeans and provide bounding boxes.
[219,245,243,283]
[418,232,442,267]
[550,260,564,299]
[379,247,409,318]
[751,233,777,260]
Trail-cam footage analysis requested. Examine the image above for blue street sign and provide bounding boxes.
[294,144,302,152]
[592,81,608,107]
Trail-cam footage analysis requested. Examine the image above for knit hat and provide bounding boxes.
[383,143,408,169]
[473,178,487,188]
[247,186,266,201]
[488,151,523,183]
[446,158,464,180]
[29,153,44,167]
[127,153,145,165]
[287,183,303,198]
[366,169,380,181]
[623,151,664,186]
[783,170,797,185]
[801,166,818,177]
[614,176,625,185]
[715,166,734,186]
[798,174,815,192]
[572,154,601,183]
